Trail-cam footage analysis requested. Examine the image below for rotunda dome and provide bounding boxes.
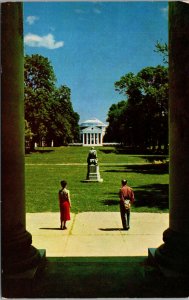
[80,118,106,128]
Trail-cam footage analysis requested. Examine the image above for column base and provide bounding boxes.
[148,228,189,276]
[2,249,46,298]
[2,228,43,274]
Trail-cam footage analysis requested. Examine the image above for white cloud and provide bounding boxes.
[93,8,101,14]
[74,9,85,14]
[74,7,101,15]
[24,33,64,49]
[161,7,168,13]
[49,26,55,32]
[160,6,168,18]
[26,16,39,25]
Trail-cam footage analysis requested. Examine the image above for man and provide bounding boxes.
[119,179,135,230]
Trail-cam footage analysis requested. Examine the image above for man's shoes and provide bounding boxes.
[63,226,67,230]
[123,226,130,231]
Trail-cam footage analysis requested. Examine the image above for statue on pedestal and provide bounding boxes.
[86,147,103,182]
[87,147,98,166]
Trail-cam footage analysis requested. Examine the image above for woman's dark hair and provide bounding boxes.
[61,180,67,189]
[122,179,127,186]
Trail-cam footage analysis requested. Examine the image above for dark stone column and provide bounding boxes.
[2,3,44,295]
[154,2,189,275]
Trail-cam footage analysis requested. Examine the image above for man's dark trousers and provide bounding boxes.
[120,205,130,229]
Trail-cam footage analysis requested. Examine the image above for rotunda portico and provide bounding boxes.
[80,118,107,146]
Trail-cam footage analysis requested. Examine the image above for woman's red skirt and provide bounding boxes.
[60,201,70,222]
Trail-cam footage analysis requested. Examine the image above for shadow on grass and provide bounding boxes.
[80,180,101,183]
[25,149,55,155]
[133,183,169,210]
[99,149,116,154]
[100,185,169,210]
[99,146,169,156]
[114,146,168,155]
[105,163,169,175]
[140,155,168,163]
[127,163,169,174]
[29,256,189,298]
[35,149,54,153]
[101,199,119,206]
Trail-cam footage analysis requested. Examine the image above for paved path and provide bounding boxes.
[27,212,169,257]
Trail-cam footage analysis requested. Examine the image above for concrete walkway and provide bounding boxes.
[27,212,169,257]
[12,212,189,298]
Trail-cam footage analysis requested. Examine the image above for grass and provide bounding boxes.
[25,146,169,213]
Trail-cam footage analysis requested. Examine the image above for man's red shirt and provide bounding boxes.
[119,185,135,203]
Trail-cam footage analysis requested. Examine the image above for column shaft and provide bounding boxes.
[2,2,41,275]
[82,133,84,145]
[169,2,189,233]
[154,2,189,274]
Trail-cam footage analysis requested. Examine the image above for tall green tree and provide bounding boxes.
[24,54,56,148]
[137,66,168,150]
[24,54,80,148]
[106,64,168,151]
[48,85,80,146]
[104,101,128,143]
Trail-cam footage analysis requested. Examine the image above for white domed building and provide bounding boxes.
[80,118,107,146]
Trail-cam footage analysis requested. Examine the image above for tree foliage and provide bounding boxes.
[154,41,168,64]
[24,54,79,149]
[25,120,34,153]
[105,64,168,152]
[48,85,80,146]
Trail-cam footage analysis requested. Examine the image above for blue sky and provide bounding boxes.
[24,1,168,124]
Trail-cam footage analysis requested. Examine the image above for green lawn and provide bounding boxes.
[25,146,169,213]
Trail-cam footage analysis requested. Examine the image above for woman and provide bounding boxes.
[58,180,71,230]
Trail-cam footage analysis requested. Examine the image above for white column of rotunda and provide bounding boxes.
[81,132,103,146]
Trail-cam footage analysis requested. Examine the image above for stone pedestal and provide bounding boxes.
[86,165,103,182]
[2,3,45,297]
[148,2,189,276]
